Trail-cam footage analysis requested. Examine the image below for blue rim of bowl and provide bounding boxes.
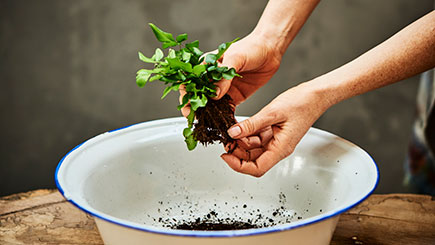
[55,117,379,238]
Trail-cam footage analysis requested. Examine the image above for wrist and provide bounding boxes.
[297,78,339,113]
[250,20,295,56]
[251,0,320,56]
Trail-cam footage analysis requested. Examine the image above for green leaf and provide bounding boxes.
[216,66,229,73]
[177,70,186,81]
[204,86,217,93]
[186,40,199,49]
[160,75,179,83]
[187,109,195,127]
[168,49,176,58]
[161,86,172,99]
[136,76,147,87]
[211,71,222,81]
[207,65,217,72]
[186,40,203,57]
[167,58,193,73]
[222,73,234,80]
[149,74,162,82]
[183,127,193,137]
[192,47,203,57]
[136,70,152,87]
[200,93,208,105]
[136,68,153,75]
[183,108,197,151]
[189,95,201,111]
[159,67,169,72]
[162,42,177,49]
[222,68,241,80]
[150,67,166,74]
[177,94,190,110]
[148,23,175,42]
[184,110,197,151]
[182,50,192,62]
[138,52,155,63]
[153,48,164,61]
[184,133,197,151]
[190,94,207,111]
[205,53,217,64]
[176,33,188,43]
[215,37,239,60]
[136,68,165,85]
[185,83,198,93]
[149,23,178,48]
[193,64,206,76]
[161,83,181,99]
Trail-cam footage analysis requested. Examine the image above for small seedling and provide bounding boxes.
[136,23,240,150]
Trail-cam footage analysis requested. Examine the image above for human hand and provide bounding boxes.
[179,33,283,117]
[221,82,331,177]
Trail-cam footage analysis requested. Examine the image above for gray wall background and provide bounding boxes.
[1,0,433,196]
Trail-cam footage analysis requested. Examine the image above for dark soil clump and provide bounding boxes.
[193,94,236,146]
[173,220,259,231]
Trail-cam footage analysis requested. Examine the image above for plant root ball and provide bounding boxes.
[193,95,237,146]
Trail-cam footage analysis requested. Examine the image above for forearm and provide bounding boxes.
[307,11,435,109]
[252,0,320,56]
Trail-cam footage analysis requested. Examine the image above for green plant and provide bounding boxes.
[136,23,240,150]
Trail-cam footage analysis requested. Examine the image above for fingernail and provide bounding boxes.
[228,126,241,138]
[215,87,221,97]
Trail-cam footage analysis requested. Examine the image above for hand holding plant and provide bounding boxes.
[179,33,283,117]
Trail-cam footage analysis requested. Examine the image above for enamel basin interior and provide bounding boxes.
[56,117,378,236]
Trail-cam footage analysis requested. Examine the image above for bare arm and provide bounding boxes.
[251,0,320,56]
[180,0,320,116]
[223,11,435,177]
[312,10,435,107]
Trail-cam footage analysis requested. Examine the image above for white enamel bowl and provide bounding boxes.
[55,117,378,245]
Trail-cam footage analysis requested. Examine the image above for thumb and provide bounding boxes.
[227,109,279,139]
[213,53,243,100]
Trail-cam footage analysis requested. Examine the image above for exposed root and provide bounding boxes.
[193,95,237,146]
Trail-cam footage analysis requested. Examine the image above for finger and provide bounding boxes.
[239,160,265,177]
[230,146,251,161]
[221,154,266,177]
[224,141,237,152]
[259,127,274,146]
[227,108,281,139]
[213,52,244,100]
[179,84,191,117]
[200,50,230,100]
[222,139,288,177]
[213,79,230,100]
[240,149,283,177]
[179,84,186,100]
[181,105,191,118]
[221,153,242,172]
[179,85,186,106]
[237,136,261,150]
[201,49,218,61]
[246,148,264,161]
[251,149,285,176]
